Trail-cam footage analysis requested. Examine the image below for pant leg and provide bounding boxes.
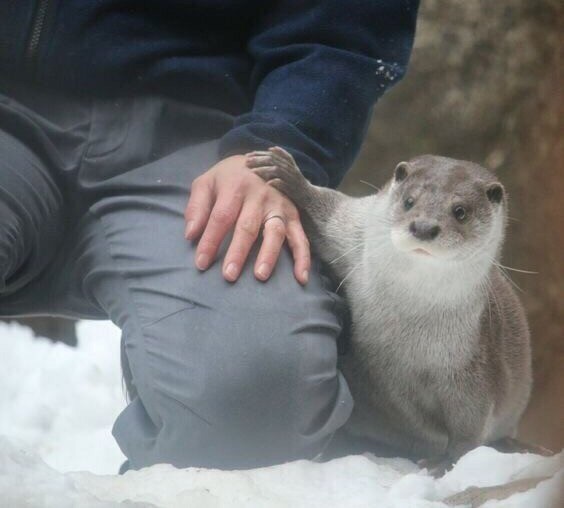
[63,136,353,469]
[0,89,354,469]
[0,129,66,304]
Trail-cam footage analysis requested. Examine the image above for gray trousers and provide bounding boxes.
[0,82,353,469]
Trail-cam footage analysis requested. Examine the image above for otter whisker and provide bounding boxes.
[335,261,361,293]
[321,232,361,240]
[484,255,528,292]
[481,276,502,325]
[496,264,525,294]
[482,279,493,331]
[329,242,363,265]
[493,263,538,275]
[377,218,394,226]
[359,179,381,192]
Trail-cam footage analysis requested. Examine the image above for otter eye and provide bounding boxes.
[453,205,467,222]
[404,197,415,210]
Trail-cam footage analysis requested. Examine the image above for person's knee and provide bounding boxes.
[120,295,352,468]
[0,197,64,295]
[0,134,65,294]
[207,314,352,459]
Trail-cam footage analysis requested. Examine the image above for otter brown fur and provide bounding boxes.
[246,147,533,473]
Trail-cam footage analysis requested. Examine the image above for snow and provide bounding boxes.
[0,321,562,507]
[0,321,125,474]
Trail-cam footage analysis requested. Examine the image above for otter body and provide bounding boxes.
[247,148,532,467]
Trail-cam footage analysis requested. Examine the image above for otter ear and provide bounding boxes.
[486,183,504,204]
[394,162,410,183]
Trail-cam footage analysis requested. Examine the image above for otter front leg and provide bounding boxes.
[489,437,554,456]
[246,147,359,275]
[420,390,490,477]
[419,436,483,478]
[245,146,318,211]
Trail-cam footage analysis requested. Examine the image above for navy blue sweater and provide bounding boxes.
[0,1,419,187]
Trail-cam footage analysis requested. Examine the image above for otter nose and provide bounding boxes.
[409,221,440,241]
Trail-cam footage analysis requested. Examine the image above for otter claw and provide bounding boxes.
[418,457,454,478]
[245,150,271,157]
[250,166,280,181]
[245,154,275,168]
[269,145,296,163]
[245,147,298,172]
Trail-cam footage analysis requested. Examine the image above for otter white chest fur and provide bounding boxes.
[246,147,532,470]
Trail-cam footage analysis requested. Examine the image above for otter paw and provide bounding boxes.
[245,146,307,194]
[490,437,555,456]
[418,456,454,478]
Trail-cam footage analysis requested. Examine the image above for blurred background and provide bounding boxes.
[4,0,562,450]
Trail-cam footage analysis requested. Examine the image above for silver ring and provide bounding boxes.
[263,214,287,226]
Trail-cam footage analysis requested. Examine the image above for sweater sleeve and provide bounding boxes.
[218,0,419,187]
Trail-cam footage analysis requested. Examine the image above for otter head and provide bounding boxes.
[388,155,506,262]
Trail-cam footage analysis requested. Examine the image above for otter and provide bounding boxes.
[246,147,534,473]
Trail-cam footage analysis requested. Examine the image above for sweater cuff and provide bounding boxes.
[218,114,331,187]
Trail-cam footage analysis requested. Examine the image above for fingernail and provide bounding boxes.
[185,221,194,238]
[196,253,209,270]
[257,263,270,280]
[225,262,239,280]
[302,270,309,284]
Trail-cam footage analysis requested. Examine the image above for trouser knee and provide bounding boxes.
[114,299,353,469]
[0,198,64,295]
[0,131,65,296]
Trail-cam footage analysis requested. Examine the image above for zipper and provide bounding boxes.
[25,0,51,66]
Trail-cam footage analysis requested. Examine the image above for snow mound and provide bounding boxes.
[0,321,562,507]
[1,438,562,508]
[0,321,125,474]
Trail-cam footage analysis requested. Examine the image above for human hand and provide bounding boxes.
[184,155,310,284]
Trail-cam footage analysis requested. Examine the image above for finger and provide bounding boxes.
[195,193,243,270]
[222,200,262,282]
[254,217,287,281]
[286,219,311,285]
[184,177,214,240]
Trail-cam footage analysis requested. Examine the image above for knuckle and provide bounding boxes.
[184,203,200,217]
[229,181,246,197]
[219,189,245,212]
[299,249,311,263]
[288,223,308,245]
[264,220,286,236]
[256,187,270,202]
[227,245,249,261]
[198,237,219,253]
[237,216,261,236]
[259,249,278,263]
[286,207,300,221]
[210,207,236,227]
[232,189,245,202]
